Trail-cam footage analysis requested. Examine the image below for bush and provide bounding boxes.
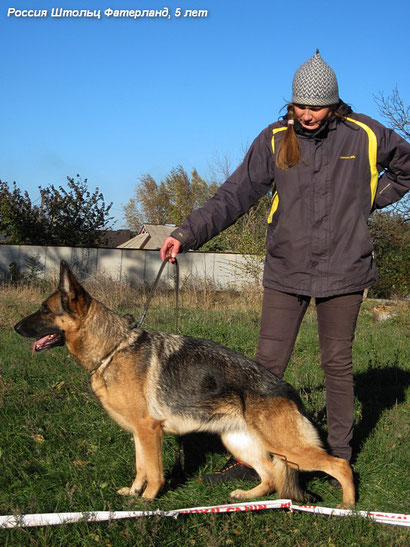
[369,212,410,298]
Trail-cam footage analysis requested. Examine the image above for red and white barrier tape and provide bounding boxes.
[0,500,408,529]
[0,500,289,528]
[291,504,409,528]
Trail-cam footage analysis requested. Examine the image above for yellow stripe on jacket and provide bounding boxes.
[345,117,378,206]
[268,127,287,223]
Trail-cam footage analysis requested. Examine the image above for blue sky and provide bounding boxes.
[1,0,409,226]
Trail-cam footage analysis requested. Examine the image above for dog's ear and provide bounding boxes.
[59,260,91,316]
[59,260,72,294]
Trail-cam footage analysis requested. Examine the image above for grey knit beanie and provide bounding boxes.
[292,49,339,106]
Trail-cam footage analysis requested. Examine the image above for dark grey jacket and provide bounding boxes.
[171,113,410,297]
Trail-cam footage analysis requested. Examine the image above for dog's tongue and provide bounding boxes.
[32,335,56,355]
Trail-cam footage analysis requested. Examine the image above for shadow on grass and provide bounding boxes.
[294,363,409,462]
[165,433,226,491]
[352,364,410,461]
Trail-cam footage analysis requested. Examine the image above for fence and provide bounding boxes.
[0,245,263,289]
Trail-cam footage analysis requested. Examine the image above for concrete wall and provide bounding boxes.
[0,245,263,288]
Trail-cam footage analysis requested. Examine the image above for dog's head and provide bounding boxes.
[14,261,91,354]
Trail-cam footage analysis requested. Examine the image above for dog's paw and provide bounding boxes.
[229,489,248,500]
[117,487,132,496]
[117,486,144,497]
[141,483,163,500]
[118,482,147,497]
[336,502,355,510]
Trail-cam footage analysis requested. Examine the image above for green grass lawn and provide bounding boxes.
[0,285,409,546]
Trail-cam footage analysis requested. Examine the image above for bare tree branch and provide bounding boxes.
[374,86,410,140]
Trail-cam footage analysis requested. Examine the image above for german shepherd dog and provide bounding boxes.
[14,261,355,507]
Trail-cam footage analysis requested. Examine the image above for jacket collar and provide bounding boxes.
[293,116,338,140]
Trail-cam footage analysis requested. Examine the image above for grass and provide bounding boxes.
[0,281,409,546]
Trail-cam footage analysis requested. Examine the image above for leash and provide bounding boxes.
[132,256,179,332]
[131,256,183,471]
[90,258,179,377]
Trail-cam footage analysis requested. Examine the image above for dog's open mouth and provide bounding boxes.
[32,334,65,354]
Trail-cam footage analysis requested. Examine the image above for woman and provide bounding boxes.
[160,50,410,483]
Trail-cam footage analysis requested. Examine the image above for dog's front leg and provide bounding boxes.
[117,433,147,497]
[117,417,164,500]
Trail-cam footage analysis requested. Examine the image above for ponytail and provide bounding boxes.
[276,104,300,170]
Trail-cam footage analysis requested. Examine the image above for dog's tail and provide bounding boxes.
[271,455,305,501]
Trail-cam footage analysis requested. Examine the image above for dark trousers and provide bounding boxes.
[255,288,363,461]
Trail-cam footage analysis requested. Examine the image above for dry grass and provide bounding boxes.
[0,282,53,328]
[3,276,409,330]
[0,275,264,321]
[0,282,48,304]
[83,275,264,314]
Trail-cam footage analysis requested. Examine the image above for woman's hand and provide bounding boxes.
[160,237,181,262]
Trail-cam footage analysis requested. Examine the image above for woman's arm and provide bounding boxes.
[374,126,410,209]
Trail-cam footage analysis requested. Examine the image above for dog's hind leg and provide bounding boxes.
[221,430,305,501]
[280,441,355,508]
[249,401,355,508]
[220,430,278,500]
[117,417,165,500]
[272,445,355,508]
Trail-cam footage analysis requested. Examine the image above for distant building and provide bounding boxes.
[117,224,176,250]
[99,229,136,248]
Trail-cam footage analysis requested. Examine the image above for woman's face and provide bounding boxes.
[293,104,331,130]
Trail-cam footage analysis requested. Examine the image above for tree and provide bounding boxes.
[0,176,113,246]
[123,174,170,229]
[368,212,410,298]
[0,180,45,244]
[38,175,114,246]
[374,87,410,140]
[123,166,216,230]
